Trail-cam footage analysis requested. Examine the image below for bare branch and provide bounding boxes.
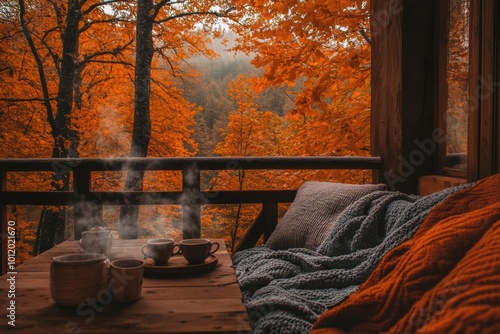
[153,0,174,18]
[80,39,134,66]
[18,0,56,132]
[84,59,134,67]
[40,27,62,76]
[82,0,126,16]
[0,97,57,102]
[79,17,132,34]
[0,30,23,41]
[359,29,371,44]
[0,67,14,75]
[47,0,64,33]
[154,7,236,24]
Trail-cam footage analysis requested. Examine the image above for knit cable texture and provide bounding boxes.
[233,184,468,334]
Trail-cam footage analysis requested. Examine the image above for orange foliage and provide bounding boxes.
[0,0,237,258]
[1,0,374,257]
[232,0,371,160]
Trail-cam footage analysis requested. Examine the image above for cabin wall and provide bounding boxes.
[372,0,500,194]
[468,0,500,181]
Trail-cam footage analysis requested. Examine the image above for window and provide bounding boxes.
[436,0,470,176]
[435,0,500,181]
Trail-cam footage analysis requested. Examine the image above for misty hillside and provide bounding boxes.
[183,31,297,156]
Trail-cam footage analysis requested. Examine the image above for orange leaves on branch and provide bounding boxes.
[215,75,285,157]
[229,0,372,168]
[234,0,371,102]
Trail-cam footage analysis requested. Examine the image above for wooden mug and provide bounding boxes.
[50,253,109,307]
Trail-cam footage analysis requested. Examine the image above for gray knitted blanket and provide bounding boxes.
[233,186,467,334]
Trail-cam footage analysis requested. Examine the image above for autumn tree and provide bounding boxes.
[119,0,238,238]
[233,0,372,160]
[1,0,204,244]
[3,0,136,252]
[186,49,262,156]
[212,75,285,249]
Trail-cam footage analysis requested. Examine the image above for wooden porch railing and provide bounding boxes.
[0,156,383,273]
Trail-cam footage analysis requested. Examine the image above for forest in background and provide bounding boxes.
[0,0,372,263]
[184,32,298,156]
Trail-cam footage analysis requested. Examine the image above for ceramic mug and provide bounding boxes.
[178,238,219,265]
[109,259,144,303]
[141,238,179,265]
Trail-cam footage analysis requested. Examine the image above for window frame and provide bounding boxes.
[434,0,469,179]
[434,0,499,181]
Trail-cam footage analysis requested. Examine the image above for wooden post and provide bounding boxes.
[468,0,500,180]
[73,165,101,239]
[182,163,201,239]
[262,203,278,243]
[371,0,435,194]
[1,170,7,275]
[371,0,404,187]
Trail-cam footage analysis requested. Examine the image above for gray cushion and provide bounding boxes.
[266,181,387,250]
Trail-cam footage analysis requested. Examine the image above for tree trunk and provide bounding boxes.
[119,0,154,238]
[35,0,81,253]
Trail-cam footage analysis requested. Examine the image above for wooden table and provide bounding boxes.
[0,239,251,333]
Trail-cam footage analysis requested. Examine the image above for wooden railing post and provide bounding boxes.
[262,203,279,242]
[182,163,201,239]
[73,164,102,239]
[232,202,278,254]
[1,170,7,274]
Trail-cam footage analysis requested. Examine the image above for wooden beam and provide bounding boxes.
[371,0,435,194]
[262,203,279,243]
[0,156,383,172]
[232,202,280,255]
[497,0,500,174]
[434,0,450,173]
[182,163,201,239]
[468,0,500,180]
[0,190,297,206]
[468,0,481,181]
[400,0,435,193]
[371,0,403,187]
[1,170,6,275]
[479,0,496,178]
[232,206,266,254]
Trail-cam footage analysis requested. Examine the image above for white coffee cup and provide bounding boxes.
[141,238,179,265]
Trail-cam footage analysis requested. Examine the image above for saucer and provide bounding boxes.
[143,255,218,276]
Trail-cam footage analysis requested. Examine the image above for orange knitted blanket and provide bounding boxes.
[311,173,500,334]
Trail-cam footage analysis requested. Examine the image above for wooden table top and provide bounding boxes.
[0,239,251,333]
